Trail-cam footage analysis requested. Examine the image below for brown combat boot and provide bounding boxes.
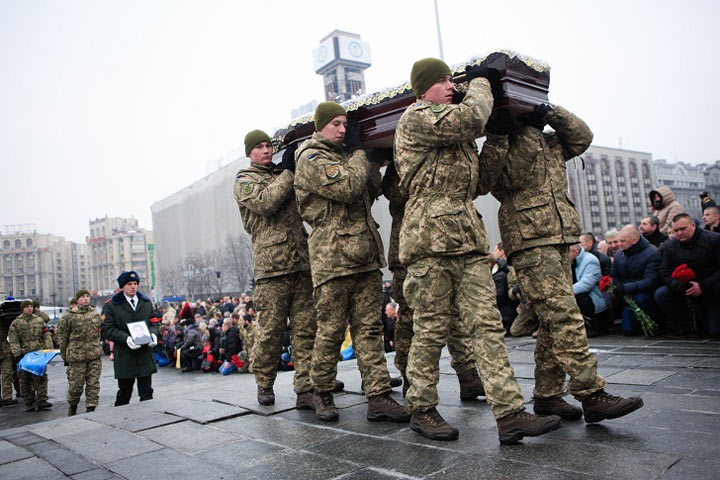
[36,400,53,410]
[332,379,345,392]
[296,391,314,410]
[533,396,583,420]
[68,404,77,416]
[257,386,275,406]
[497,410,561,445]
[313,391,338,422]
[366,392,410,422]
[582,390,644,423]
[410,407,459,441]
[86,406,96,413]
[1,399,18,407]
[458,367,485,400]
[389,376,403,388]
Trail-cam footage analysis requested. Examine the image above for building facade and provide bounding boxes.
[654,159,706,219]
[313,30,371,102]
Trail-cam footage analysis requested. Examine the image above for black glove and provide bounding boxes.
[465,64,491,81]
[343,120,363,153]
[451,89,466,104]
[525,103,554,130]
[485,109,515,135]
[367,148,392,166]
[14,356,22,364]
[64,361,69,367]
[276,143,297,172]
[613,282,625,298]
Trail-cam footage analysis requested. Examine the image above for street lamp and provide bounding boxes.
[50,292,57,320]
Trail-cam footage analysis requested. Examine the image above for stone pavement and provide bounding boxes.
[0,335,719,479]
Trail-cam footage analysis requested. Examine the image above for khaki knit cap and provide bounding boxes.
[314,102,347,131]
[410,57,452,98]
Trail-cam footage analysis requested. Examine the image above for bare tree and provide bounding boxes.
[159,263,184,297]
[225,234,254,292]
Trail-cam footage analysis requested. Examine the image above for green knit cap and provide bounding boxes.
[314,102,347,131]
[244,130,272,156]
[410,57,452,98]
[75,289,91,300]
[32,299,40,308]
[21,300,33,309]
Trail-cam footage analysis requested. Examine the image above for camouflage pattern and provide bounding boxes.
[35,309,51,324]
[311,269,391,396]
[18,370,48,404]
[234,162,311,280]
[66,358,102,407]
[404,254,524,418]
[0,357,12,401]
[57,305,103,363]
[8,314,52,404]
[205,305,220,320]
[239,323,257,360]
[252,270,316,394]
[294,132,385,288]
[489,106,592,258]
[509,302,538,337]
[512,245,606,398]
[393,77,504,267]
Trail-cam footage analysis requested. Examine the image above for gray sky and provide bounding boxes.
[1,0,718,242]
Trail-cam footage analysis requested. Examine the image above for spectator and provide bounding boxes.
[597,240,609,256]
[221,296,234,314]
[219,319,242,362]
[230,312,241,327]
[655,213,720,337]
[580,232,611,276]
[179,300,194,323]
[488,253,519,333]
[612,225,663,335]
[194,300,206,318]
[639,216,669,248]
[569,245,610,337]
[604,229,620,258]
[161,302,176,325]
[382,303,397,353]
[648,186,685,234]
[702,206,720,233]
[159,324,177,363]
[180,321,203,372]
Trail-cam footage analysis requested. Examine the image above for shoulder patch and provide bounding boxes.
[413,102,429,110]
[242,183,254,195]
[430,104,449,114]
[324,164,341,179]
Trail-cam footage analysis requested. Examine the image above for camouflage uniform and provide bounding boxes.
[294,132,392,396]
[489,106,606,399]
[35,309,51,324]
[382,162,477,376]
[57,305,103,408]
[0,318,13,402]
[7,313,53,406]
[234,162,316,394]
[394,77,524,418]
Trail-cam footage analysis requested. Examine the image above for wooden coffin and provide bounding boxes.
[272,50,550,151]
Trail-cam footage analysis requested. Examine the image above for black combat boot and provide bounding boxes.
[410,407,459,441]
[389,376,403,388]
[257,386,275,406]
[313,391,338,422]
[458,367,485,400]
[86,406,96,413]
[36,400,53,410]
[24,400,36,412]
[296,391,314,410]
[533,396,583,420]
[332,379,345,392]
[68,404,77,416]
[401,371,410,397]
[366,392,410,422]
[1,398,18,407]
[582,390,644,423]
[497,410,561,445]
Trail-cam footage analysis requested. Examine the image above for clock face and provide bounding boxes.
[316,45,328,63]
[348,41,363,58]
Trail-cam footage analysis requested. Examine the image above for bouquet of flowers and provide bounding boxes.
[599,275,657,336]
[671,264,698,332]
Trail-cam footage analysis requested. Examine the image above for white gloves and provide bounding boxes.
[148,334,158,348]
[126,336,141,350]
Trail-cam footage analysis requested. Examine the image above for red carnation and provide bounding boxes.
[599,275,614,292]
[671,264,696,283]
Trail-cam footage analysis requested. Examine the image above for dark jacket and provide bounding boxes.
[644,229,669,249]
[611,236,661,295]
[221,326,242,359]
[101,292,158,379]
[181,324,203,351]
[492,258,519,325]
[659,228,720,294]
[588,245,612,276]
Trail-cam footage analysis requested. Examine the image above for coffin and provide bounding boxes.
[272,50,550,151]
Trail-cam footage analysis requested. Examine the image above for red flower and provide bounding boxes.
[599,275,614,292]
[671,264,696,283]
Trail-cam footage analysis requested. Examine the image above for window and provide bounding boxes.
[5,256,11,273]
[2,240,9,250]
[15,239,21,249]
[26,238,32,248]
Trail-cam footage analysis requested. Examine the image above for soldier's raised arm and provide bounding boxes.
[295,149,370,205]
[545,105,593,160]
[494,126,544,191]
[234,169,294,217]
[475,134,509,197]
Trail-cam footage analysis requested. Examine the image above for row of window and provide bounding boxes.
[2,238,33,250]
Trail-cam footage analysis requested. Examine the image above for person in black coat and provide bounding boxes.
[655,214,720,336]
[179,322,203,371]
[489,255,519,333]
[639,216,669,249]
[219,319,242,361]
[101,271,159,406]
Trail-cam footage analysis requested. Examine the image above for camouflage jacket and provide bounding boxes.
[8,313,53,357]
[381,161,406,273]
[57,305,102,363]
[489,106,592,258]
[35,309,51,324]
[294,132,386,287]
[394,77,503,266]
[234,162,311,280]
[0,319,11,359]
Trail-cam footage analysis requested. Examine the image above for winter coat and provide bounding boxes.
[644,229,669,249]
[658,227,720,294]
[221,326,242,359]
[181,324,203,352]
[57,305,102,363]
[101,292,158,379]
[588,245,612,276]
[611,236,661,295]
[491,258,519,324]
[8,314,53,357]
[573,248,609,314]
[649,186,685,234]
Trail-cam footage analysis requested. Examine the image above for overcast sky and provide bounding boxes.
[1,0,718,242]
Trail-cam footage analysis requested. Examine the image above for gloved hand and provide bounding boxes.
[344,120,363,153]
[367,148,392,166]
[465,64,490,81]
[126,336,141,350]
[451,89,466,104]
[14,356,22,364]
[525,103,554,130]
[485,110,515,135]
[148,334,158,348]
[64,360,69,367]
[276,143,297,172]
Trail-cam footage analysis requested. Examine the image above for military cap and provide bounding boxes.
[314,102,347,131]
[21,300,33,309]
[75,289,91,300]
[244,130,272,156]
[32,299,40,308]
[117,271,140,288]
[411,57,452,98]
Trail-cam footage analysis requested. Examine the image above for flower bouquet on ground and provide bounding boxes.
[599,275,657,336]
[671,264,698,332]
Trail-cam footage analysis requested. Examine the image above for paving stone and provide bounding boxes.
[163,399,249,424]
[105,447,231,480]
[138,420,242,454]
[605,369,676,385]
[0,440,33,464]
[2,430,45,447]
[29,418,101,440]
[70,467,122,480]
[25,442,97,475]
[692,389,720,397]
[659,458,720,480]
[192,438,289,472]
[212,390,298,416]
[302,403,409,437]
[600,355,653,368]
[334,393,369,409]
[304,433,465,477]
[213,413,346,448]
[233,449,361,480]
[642,409,720,434]
[0,456,67,480]
[654,371,720,389]
[426,453,593,480]
[330,466,408,479]
[53,425,163,464]
[110,412,184,432]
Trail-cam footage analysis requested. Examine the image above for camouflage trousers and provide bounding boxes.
[392,268,477,376]
[19,369,48,404]
[509,302,539,337]
[404,254,524,418]
[253,270,317,394]
[311,270,391,396]
[0,357,12,401]
[511,245,606,399]
[66,358,102,407]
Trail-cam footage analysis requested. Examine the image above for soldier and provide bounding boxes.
[101,271,159,406]
[33,299,51,324]
[8,300,53,411]
[487,102,644,424]
[294,101,409,423]
[382,158,485,400]
[234,129,319,408]
[0,304,18,407]
[57,289,102,415]
[394,57,560,443]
